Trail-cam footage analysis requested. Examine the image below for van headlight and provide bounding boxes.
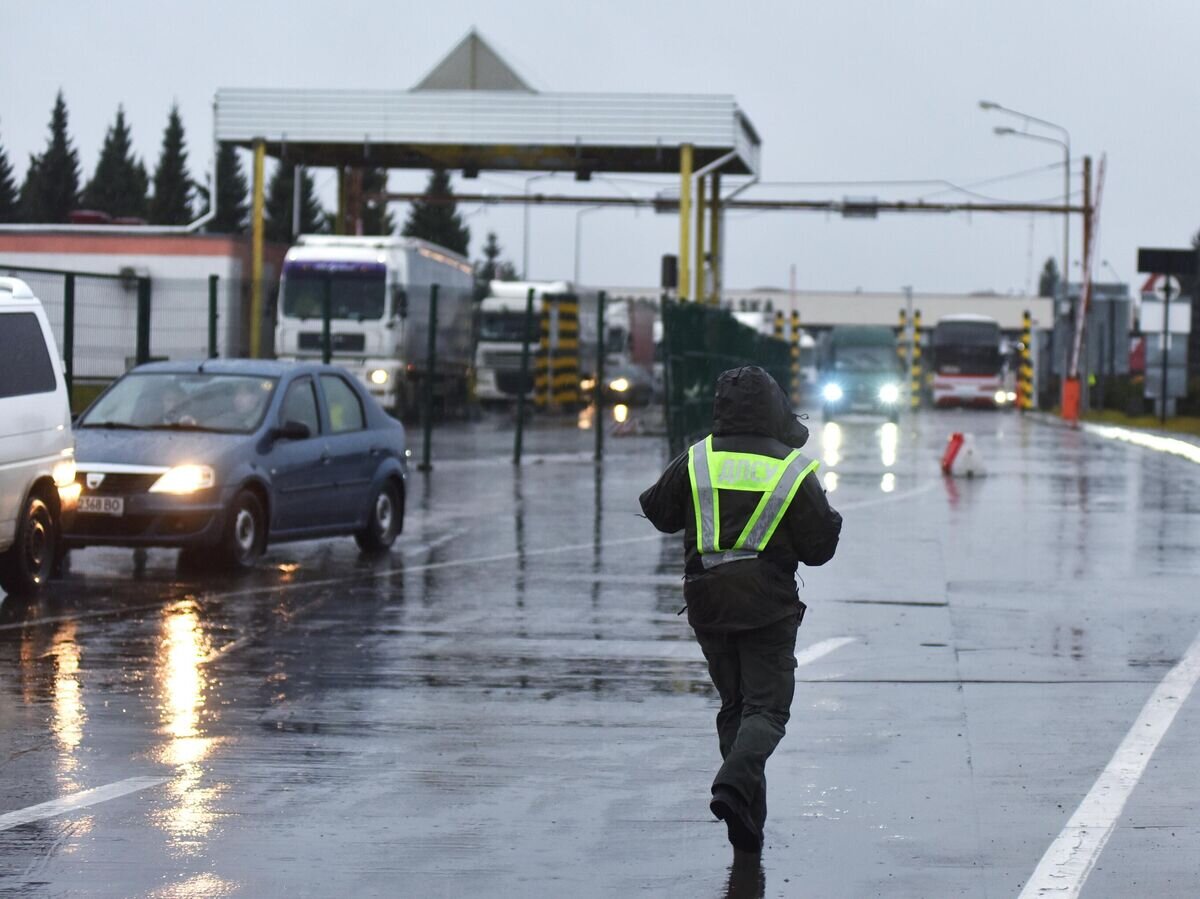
[821,383,843,402]
[369,368,390,386]
[149,464,215,494]
[51,452,77,488]
[878,383,901,404]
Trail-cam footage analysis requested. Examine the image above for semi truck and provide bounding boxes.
[275,236,475,416]
[474,281,599,405]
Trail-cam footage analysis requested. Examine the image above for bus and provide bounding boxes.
[931,314,1006,408]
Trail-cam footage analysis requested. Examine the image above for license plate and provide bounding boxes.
[78,496,124,516]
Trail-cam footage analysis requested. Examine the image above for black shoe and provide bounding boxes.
[710,787,763,854]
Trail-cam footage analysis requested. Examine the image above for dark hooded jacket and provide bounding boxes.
[639,366,842,632]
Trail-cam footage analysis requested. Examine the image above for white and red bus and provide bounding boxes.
[932,314,1006,408]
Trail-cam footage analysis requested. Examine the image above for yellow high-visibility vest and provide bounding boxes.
[686,434,819,570]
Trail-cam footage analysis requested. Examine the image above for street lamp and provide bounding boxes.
[573,177,637,286]
[980,101,1071,306]
[574,205,605,285]
[522,172,558,279]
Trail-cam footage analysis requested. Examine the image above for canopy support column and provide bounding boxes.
[250,138,265,359]
[678,144,693,302]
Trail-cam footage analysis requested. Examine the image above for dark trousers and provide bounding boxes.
[694,612,800,828]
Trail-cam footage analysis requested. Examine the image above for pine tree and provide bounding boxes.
[1038,257,1060,298]
[149,104,192,225]
[401,168,469,255]
[361,166,395,236]
[20,91,81,222]
[473,232,517,298]
[265,163,324,243]
[208,142,249,234]
[81,106,148,219]
[0,130,18,223]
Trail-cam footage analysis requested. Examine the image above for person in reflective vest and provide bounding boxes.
[640,365,842,854]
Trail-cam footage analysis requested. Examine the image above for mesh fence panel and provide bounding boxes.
[661,300,791,455]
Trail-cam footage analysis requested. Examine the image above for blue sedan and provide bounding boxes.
[64,360,407,569]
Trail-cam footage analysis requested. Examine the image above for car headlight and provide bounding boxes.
[580,378,596,392]
[51,452,77,488]
[609,377,630,393]
[821,383,843,402]
[1006,391,1017,402]
[878,383,901,404]
[994,390,1007,404]
[369,368,389,386]
[149,464,215,494]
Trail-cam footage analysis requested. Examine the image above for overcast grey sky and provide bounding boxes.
[4,0,1199,294]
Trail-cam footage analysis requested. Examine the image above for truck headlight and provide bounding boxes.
[878,383,900,404]
[149,464,215,495]
[822,383,843,402]
[369,369,389,386]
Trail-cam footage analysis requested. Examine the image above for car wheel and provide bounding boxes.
[0,491,59,595]
[219,490,266,570]
[355,481,402,553]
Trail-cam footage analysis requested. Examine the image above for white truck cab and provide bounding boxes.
[0,277,76,595]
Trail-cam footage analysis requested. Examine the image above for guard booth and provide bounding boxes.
[1050,282,1131,411]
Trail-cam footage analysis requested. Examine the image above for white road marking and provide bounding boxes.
[1019,626,1200,898]
[0,776,167,832]
[794,636,858,668]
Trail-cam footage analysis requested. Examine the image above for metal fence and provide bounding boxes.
[0,264,269,409]
[660,299,791,455]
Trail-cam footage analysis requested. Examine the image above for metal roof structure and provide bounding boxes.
[214,31,760,176]
[215,89,760,175]
[413,30,533,92]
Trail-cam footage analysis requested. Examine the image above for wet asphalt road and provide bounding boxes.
[2,410,1200,898]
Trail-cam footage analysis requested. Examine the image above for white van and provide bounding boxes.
[0,277,75,595]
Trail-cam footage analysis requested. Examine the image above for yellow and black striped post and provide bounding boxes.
[773,310,784,341]
[1019,309,1034,411]
[896,308,908,368]
[789,310,801,407]
[910,308,922,409]
[553,296,581,408]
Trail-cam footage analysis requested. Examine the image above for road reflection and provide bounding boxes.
[879,421,898,468]
[821,422,842,467]
[152,600,224,851]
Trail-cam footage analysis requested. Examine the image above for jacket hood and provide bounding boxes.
[711,365,809,448]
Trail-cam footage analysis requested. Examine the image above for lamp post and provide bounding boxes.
[574,205,605,285]
[980,101,1071,308]
[522,172,557,279]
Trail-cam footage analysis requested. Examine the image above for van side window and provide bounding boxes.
[280,377,321,435]
[0,313,57,399]
[319,374,365,433]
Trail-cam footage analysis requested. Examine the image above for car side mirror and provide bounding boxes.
[272,420,311,441]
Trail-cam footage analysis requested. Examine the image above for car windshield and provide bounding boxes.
[79,372,278,434]
[281,262,387,321]
[833,346,897,372]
